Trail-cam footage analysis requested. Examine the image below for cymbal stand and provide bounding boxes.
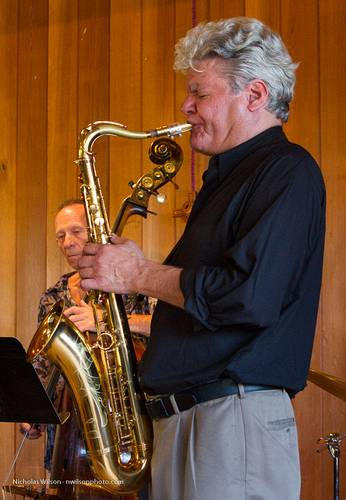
[317,432,346,500]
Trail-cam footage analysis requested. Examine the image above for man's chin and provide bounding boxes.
[67,257,79,270]
[190,132,212,155]
[190,139,213,155]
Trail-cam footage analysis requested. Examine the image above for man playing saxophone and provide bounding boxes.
[78,17,326,500]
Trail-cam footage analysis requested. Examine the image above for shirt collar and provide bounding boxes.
[208,126,287,184]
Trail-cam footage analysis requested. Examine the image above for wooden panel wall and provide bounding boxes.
[279,3,325,497]
[0,0,18,487]
[0,1,345,499]
[319,2,346,498]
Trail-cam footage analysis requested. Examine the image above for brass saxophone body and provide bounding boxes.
[27,121,191,494]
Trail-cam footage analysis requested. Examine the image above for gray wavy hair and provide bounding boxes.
[174,17,298,122]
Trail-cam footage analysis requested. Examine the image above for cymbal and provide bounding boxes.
[308,369,346,402]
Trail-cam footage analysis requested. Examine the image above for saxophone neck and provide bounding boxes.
[78,121,192,158]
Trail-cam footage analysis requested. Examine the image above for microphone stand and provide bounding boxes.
[317,432,346,500]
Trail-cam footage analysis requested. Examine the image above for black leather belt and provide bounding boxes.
[145,379,278,420]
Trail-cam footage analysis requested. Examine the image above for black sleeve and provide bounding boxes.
[180,155,325,331]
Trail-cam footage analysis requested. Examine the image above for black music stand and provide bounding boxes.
[0,337,60,424]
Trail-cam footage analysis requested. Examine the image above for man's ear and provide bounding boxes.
[246,80,269,111]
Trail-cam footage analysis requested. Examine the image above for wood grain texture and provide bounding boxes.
[173,0,216,243]
[109,0,143,245]
[47,0,79,283]
[78,0,110,210]
[174,2,195,242]
[14,0,48,484]
[246,0,281,29]
[0,0,18,489]
[0,2,345,498]
[209,0,245,20]
[280,2,326,498]
[319,1,346,498]
[142,0,176,262]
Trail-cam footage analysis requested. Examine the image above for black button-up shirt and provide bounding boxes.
[139,126,326,397]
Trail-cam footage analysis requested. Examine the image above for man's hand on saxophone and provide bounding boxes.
[64,300,96,332]
[79,234,185,309]
[79,235,145,293]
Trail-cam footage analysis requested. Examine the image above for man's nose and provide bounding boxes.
[63,233,76,247]
[181,95,196,116]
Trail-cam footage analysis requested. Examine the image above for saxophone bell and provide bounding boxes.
[28,299,151,494]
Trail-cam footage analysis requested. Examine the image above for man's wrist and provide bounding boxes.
[130,258,157,295]
[130,259,184,308]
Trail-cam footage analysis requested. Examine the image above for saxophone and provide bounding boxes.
[27,121,191,495]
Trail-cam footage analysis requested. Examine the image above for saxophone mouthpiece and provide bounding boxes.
[147,123,192,138]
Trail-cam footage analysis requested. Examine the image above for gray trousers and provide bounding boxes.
[149,388,300,500]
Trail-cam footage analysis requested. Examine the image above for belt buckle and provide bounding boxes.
[145,393,173,419]
[145,391,199,419]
